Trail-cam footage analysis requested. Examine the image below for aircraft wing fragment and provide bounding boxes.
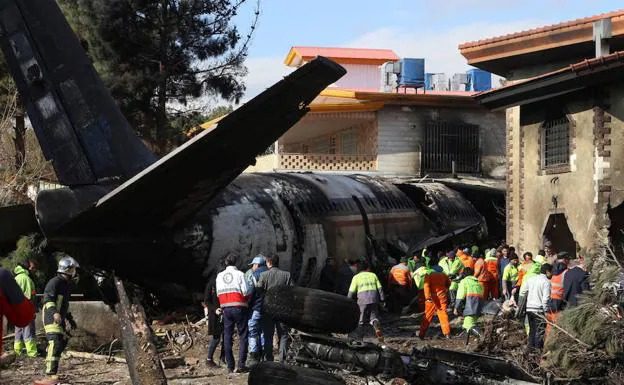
[42,57,346,238]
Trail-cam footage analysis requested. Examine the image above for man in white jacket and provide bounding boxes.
[216,254,251,373]
[519,263,552,351]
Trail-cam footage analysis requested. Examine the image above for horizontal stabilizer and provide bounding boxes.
[42,57,346,238]
[0,204,39,252]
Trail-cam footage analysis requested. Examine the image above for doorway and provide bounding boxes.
[542,213,576,258]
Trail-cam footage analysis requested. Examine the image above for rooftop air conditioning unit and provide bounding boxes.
[379,61,400,92]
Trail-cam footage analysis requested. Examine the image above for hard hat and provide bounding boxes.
[249,254,266,266]
[57,256,80,275]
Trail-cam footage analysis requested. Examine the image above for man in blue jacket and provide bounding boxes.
[245,254,267,367]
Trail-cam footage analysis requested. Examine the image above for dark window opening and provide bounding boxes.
[541,115,570,169]
[423,121,480,173]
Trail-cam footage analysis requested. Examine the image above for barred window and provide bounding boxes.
[541,116,570,169]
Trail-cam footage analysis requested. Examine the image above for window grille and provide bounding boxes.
[423,121,480,173]
[542,116,570,169]
[341,130,358,154]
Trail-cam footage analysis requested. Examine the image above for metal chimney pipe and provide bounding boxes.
[593,18,612,58]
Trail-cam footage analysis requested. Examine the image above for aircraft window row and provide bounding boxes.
[294,196,415,215]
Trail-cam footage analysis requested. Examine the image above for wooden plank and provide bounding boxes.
[114,277,167,385]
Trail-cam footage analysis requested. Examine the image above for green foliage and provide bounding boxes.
[58,0,256,153]
[543,263,624,380]
[1,234,51,288]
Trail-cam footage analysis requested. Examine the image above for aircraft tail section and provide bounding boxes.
[0,0,156,186]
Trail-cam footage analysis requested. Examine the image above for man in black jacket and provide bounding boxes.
[258,255,292,362]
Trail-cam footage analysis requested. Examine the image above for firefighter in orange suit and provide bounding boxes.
[418,268,451,339]
[484,249,500,299]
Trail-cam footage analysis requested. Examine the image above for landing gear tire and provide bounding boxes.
[263,286,359,334]
[248,362,346,385]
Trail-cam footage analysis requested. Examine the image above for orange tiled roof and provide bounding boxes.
[460,9,624,49]
[285,46,399,66]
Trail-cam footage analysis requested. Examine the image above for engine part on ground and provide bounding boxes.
[248,362,346,385]
[288,331,405,378]
[406,346,540,384]
[263,286,359,334]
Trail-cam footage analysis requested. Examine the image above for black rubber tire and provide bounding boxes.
[248,362,345,385]
[263,285,359,334]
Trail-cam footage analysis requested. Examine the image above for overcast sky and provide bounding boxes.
[230,0,622,103]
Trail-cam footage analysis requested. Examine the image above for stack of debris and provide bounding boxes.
[542,244,624,383]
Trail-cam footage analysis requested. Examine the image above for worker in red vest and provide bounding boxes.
[457,248,475,270]
[484,249,500,299]
[418,268,451,340]
[387,257,412,313]
[474,251,495,300]
[0,267,36,355]
[547,253,570,335]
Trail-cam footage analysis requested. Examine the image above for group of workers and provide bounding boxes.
[0,256,80,379]
[342,241,589,350]
[203,253,292,373]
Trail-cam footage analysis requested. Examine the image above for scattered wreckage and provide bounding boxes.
[253,285,543,385]
[0,0,492,305]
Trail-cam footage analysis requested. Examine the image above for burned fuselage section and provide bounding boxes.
[168,173,485,294]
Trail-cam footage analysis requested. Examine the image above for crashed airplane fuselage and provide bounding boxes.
[0,0,485,298]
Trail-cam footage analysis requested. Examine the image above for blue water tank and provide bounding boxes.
[424,73,433,90]
[467,68,492,91]
[399,58,425,87]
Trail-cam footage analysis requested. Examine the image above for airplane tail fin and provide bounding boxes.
[0,0,156,186]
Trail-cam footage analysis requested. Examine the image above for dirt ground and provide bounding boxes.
[0,311,512,385]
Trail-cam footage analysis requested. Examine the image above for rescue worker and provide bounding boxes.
[0,267,35,356]
[454,267,483,338]
[215,254,250,373]
[439,250,463,307]
[484,249,499,299]
[519,263,552,351]
[457,248,475,270]
[544,241,557,264]
[245,255,267,368]
[43,256,79,377]
[547,257,568,335]
[563,255,590,307]
[419,268,451,340]
[516,252,534,288]
[202,280,223,367]
[348,260,385,343]
[408,252,424,273]
[502,254,520,301]
[497,245,511,287]
[319,257,336,292]
[13,259,39,357]
[258,255,292,362]
[387,256,412,313]
[411,262,428,313]
[474,252,495,300]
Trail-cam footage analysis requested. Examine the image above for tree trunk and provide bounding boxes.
[13,95,25,171]
[155,0,169,156]
[114,277,167,385]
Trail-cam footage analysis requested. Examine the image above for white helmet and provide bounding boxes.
[57,256,80,276]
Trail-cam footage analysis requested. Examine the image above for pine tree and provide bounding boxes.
[59,0,258,154]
